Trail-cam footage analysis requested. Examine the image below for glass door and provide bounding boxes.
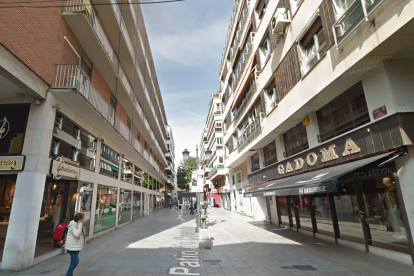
[360,177,410,254]
[278,196,290,226]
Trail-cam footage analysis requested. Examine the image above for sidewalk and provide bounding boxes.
[1,207,413,276]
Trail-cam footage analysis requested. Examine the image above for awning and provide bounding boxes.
[245,152,395,197]
[111,166,119,172]
[207,193,221,204]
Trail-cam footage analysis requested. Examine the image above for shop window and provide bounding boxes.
[0,176,17,223]
[316,82,369,142]
[118,189,132,225]
[251,152,260,172]
[95,185,117,232]
[132,191,142,219]
[279,196,289,225]
[290,0,304,15]
[283,122,308,158]
[312,194,334,235]
[259,34,272,67]
[298,16,326,76]
[0,104,30,154]
[263,141,277,167]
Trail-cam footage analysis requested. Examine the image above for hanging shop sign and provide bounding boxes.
[50,156,80,180]
[354,166,394,179]
[0,156,25,171]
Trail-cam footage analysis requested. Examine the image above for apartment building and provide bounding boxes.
[218,0,414,264]
[0,0,175,271]
[198,92,231,210]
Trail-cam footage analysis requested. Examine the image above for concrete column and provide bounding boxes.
[275,134,285,162]
[89,182,99,238]
[115,187,120,227]
[1,172,46,271]
[2,98,55,271]
[306,112,320,148]
[394,147,414,255]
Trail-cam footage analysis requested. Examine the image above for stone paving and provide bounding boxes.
[1,207,413,276]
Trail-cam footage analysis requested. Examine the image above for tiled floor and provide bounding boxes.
[1,207,413,276]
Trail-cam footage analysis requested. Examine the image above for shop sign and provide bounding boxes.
[354,166,393,179]
[299,186,326,194]
[277,138,361,176]
[50,157,80,180]
[373,105,388,120]
[0,156,25,171]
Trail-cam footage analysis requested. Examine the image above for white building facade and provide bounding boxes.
[218,0,414,264]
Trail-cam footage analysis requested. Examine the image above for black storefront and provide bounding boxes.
[246,113,414,261]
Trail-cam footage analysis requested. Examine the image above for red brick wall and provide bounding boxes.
[274,45,302,101]
[0,2,80,85]
[116,102,128,125]
[91,65,111,103]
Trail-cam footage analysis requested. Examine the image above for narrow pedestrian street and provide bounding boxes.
[2,207,412,276]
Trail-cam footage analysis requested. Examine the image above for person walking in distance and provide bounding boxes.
[65,213,86,276]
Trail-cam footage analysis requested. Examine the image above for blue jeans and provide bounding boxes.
[65,251,79,276]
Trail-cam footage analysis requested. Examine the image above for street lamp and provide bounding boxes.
[205,148,212,160]
[182,149,189,161]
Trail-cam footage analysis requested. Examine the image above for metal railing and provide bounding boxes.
[237,113,264,147]
[333,0,384,46]
[233,82,256,118]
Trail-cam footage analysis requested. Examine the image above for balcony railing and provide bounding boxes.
[233,82,256,118]
[263,158,278,167]
[333,0,384,46]
[237,113,264,147]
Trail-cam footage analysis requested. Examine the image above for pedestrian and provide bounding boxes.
[169,197,172,209]
[65,213,86,276]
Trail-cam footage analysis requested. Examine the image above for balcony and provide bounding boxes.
[333,0,385,47]
[207,164,226,180]
[237,113,264,148]
[52,64,166,182]
[233,82,256,118]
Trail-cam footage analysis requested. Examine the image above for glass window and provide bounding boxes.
[299,17,326,75]
[333,182,364,241]
[95,185,117,232]
[259,34,271,66]
[361,177,409,253]
[132,191,142,219]
[118,189,131,225]
[236,172,242,184]
[251,153,260,172]
[294,195,312,230]
[317,82,369,142]
[264,141,277,166]
[313,194,334,234]
[283,122,309,157]
[74,182,93,236]
[279,196,289,225]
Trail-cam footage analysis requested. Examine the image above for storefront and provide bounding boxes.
[246,114,414,262]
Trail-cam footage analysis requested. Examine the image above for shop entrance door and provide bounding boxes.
[358,177,410,254]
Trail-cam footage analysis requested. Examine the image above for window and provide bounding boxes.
[137,130,140,140]
[283,122,308,157]
[219,157,224,164]
[265,84,278,114]
[251,153,260,172]
[256,0,267,23]
[127,117,131,130]
[236,171,242,184]
[232,175,235,185]
[144,140,148,150]
[73,125,80,139]
[94,185,117,232]
[332,0,357,19]
[290,0,304,15]
[317,82,369,142]
[259,34,271,67]
[263,141,277,167]
[298,17,326,75]
[217,138,222,145]
[80,49,92,77]
[55,113,63,129]
[110,93,117,112]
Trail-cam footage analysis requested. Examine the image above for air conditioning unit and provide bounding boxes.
[272,8,291,35]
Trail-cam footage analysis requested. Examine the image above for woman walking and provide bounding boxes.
[65,213,85,276]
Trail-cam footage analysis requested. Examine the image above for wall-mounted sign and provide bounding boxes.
[0,156,25,171]
[373,105,388,120]
[50,157,80,180]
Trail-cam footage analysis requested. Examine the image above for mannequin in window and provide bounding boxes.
[382,177,405,239]
[97,194,105,228]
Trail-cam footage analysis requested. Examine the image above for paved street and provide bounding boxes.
[1,207,413,276]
